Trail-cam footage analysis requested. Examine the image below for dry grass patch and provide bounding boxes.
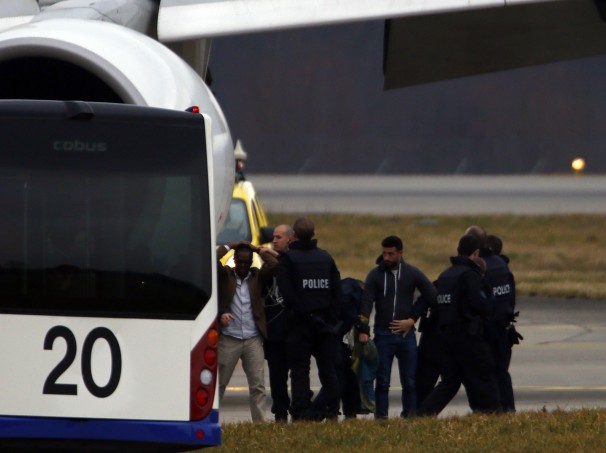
[268,214,606,299]
[213,409,606,453]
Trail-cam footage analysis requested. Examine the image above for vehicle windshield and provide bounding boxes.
[216,198,251,244]
[0,103,212,319]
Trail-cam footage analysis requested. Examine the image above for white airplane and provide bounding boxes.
[1,1,604,449]
[2,0,598,228]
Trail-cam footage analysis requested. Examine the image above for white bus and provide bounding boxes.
[0,100,220,450]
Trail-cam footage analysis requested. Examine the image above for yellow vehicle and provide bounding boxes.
[217,180,273,266]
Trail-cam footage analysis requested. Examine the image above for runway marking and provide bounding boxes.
[225,385,606,393]
[515,386,606,391]
[226,386,324,392]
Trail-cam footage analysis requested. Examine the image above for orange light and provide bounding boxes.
[204,349,217,366]
[196,389,209,406]
[571,157,585,172]
[207,328,218,346]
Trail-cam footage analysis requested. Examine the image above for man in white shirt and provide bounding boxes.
[217,242,278,422]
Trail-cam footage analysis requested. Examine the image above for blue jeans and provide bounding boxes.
[374,327,418,418]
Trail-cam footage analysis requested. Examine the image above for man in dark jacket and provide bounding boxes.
[466,226,518,412]
[414,282,442,408]
[263,224,294,422]
[418,234,501,416]
[276,217,342,421]
[358,235,437,418]
[217,241,278,422]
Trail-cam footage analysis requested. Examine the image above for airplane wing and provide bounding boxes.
[0,0,38,32]
[159,0,606,88]
[157,0,560,42]
[383,0,606,88]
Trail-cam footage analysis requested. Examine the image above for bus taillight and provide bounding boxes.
[204,349,217,366]
[196,388,209,406]
[190,322,218,421]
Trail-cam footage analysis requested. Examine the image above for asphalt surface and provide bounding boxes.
[250,174,606,214]
[220,296,606,423]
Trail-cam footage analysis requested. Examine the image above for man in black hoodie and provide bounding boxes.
[358,235,436,418]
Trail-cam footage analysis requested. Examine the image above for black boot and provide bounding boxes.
[275,412,288,423]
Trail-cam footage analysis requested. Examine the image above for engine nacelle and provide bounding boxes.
[0,18,234,231]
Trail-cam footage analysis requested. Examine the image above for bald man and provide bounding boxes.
[263,224,294,422]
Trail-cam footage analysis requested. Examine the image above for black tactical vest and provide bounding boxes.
[284,247,334,314]
[435,265,473,328]
[483,254,515,328]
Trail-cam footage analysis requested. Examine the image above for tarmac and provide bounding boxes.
[219,296,606,423]
[250,174,606,215]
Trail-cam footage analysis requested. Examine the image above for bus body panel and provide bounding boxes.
[0,315,191,420]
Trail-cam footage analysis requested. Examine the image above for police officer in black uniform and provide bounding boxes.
[417,234,501,416]
[467,227,517,412]
[414,282,443,408]
[276,217,342,421]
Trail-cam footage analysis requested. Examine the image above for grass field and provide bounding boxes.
[268,213,606,299]
[216,409,606,452]
[207,214,606,452]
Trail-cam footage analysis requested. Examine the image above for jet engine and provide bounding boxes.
[0,18,234,230]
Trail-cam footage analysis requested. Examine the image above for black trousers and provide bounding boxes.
[311,342,361,418]
[418,332,501,416]
[286,324,340,419]
[492,330,515,412]
[264,340,291,417]
[416,330,443,407]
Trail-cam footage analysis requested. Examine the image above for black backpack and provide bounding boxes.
[337,277,364,338]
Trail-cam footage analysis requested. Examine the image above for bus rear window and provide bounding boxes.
[0,102,212,319]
